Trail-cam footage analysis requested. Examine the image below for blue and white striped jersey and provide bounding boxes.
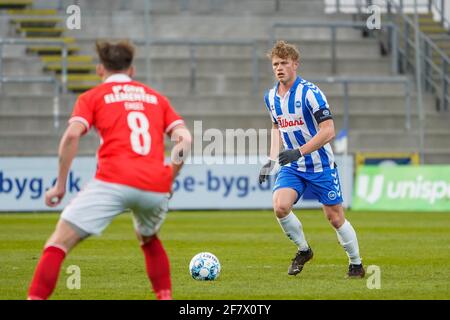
[264,76,335,173]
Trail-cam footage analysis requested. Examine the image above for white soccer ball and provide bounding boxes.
[189,252,221,281]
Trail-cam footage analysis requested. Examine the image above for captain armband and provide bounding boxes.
[313,108,333,123]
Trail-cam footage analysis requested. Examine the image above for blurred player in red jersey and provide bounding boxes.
[27,40,191,300]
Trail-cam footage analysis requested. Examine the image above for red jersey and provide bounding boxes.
[69,74,184,193]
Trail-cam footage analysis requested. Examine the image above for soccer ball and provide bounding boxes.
[189,252,221,281]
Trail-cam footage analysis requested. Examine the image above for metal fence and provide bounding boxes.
[52,0,320,13]
[270,21,399,75]
[310,76,412,131]
[0,75,61,128]
[328,0,449,112]
[386,0,450,112]
[127,39,260,95]
[0,37,261,95]
[430,0,450,28]
[327,0,448,25]
[0,0,417,144]
[0,38,69,94]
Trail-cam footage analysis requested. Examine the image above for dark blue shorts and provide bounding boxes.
[273,165,344,205]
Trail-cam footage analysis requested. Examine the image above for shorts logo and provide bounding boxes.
[328,191,337,200]
[323,109,330,116]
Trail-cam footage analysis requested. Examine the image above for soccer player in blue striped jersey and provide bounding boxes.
[259,41,365,278]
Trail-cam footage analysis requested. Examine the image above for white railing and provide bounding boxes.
[0,76,61,128]
[0,38,69,94]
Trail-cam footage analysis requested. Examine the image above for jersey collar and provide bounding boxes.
[290,76,301,93]
[275,75,302,96]
[104,74,132,83]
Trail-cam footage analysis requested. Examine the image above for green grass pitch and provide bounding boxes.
[0,210,449,300]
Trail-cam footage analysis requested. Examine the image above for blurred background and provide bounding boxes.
[0,0,449,211]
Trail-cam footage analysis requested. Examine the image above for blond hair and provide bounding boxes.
[267,40,300,62]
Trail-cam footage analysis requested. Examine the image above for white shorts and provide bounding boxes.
[61,179,170,237]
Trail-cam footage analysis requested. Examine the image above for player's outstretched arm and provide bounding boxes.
[278,119,335,165]
[169,124,192,178]
[299,119,335,155]
[45,122,85,207]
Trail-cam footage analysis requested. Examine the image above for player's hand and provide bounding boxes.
[259,159,276,184]
[278,149,302,166]
[45,186,65,207]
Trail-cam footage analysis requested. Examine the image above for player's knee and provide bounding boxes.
[273,202,291,218]
[139,233,157,245]
[44,236,74,253]
[323,205,344,228]
[328,216,343,228]
[45,221,82,252]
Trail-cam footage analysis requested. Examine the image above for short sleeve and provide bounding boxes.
[306,86,329,113]
[162,97,184,134]
[306,86,333,124]
[264,91,278,124]
[69,94,94,133]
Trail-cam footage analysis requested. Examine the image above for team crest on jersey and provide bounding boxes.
[295,101,301,108]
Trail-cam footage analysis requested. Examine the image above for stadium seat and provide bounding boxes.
[0,0,32,10]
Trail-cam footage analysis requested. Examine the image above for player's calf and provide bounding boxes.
[140,235,172,300]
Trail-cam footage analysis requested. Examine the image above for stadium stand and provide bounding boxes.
[0,0,449,164]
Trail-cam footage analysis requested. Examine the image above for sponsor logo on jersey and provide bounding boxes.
[277,117,304,128]
[104,85,158,104]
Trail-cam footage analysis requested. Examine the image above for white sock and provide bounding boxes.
[335,220,362,265]
[277,212,309,251]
